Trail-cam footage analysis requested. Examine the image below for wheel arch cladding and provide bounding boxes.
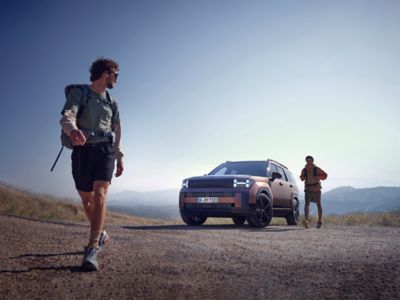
[257,188,272,203]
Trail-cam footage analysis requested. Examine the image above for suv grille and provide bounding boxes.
[188,179,233,188]
[184,192,236,197]
[184,203,234,209]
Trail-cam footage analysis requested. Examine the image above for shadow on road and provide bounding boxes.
[0,265,88,274]
[3,251,94,274]
[10,251,83,259]
[121,224,299,232]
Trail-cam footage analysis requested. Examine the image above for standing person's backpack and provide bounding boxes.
[51,84,116,172]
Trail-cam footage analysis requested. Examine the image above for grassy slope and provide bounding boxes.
[0,182,169,225]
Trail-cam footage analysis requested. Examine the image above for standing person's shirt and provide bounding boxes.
[300,165,328,192]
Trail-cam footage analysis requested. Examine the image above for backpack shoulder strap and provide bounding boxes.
[313,167,318,177]
[105,90,117,114]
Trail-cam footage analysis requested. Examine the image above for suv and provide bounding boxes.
[179,160,300,228]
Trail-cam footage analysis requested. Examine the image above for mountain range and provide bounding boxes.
[320,186,400,215]
[107,186,400,219]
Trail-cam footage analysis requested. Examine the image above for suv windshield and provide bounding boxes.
[209,162,267,177]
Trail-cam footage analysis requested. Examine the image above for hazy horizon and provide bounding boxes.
[1,0,399,198]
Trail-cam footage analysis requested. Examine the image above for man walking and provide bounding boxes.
[300,156,327,229]
[60,58,124,271]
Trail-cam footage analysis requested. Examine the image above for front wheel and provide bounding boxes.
[181,213,207,226]
[232,217,246,225]
[286,199,300,226]
[247,193,273,228]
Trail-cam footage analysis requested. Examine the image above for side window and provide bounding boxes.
[268,164,278,177]
[276,166,287,181]
[284,169,295,183]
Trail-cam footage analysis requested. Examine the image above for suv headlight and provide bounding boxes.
[182,180,189,188]
[233,178,254,188]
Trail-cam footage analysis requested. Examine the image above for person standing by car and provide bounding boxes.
[300,156,327,229]
[60,57,124,271]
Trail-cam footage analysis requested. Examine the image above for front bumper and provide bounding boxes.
[179,188,254,217]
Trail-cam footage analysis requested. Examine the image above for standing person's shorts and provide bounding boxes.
[305,190,322,204]
[71,143,116,192]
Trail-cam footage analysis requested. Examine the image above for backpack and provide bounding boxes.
[51,84,116,171]
[60,84,90,149]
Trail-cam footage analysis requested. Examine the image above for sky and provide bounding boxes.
[0,0,399,198]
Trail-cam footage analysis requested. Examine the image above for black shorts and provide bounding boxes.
[71,143,116,192]
[305,190,322,204]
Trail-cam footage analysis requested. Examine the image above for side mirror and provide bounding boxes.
[271,172,282,181]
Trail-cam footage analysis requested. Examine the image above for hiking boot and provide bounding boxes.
[316,221,323,229]
[302,218,309,229]
[81,246,100,271]
[98,230,110,251]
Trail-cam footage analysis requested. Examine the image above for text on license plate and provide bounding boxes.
[196,197,219,203]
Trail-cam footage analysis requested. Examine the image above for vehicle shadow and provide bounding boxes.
[121,224,300,232]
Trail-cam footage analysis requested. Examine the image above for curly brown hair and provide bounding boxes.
[89,57,119,82]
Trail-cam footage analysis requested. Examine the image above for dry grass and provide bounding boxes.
[323,212,400,227]
[0,182,169,225]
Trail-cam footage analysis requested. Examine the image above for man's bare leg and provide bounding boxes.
[316,202,323,224]
[304,202,310,221]
[302,202,310,228]
[87,180,109,247]
[79,191,94,223]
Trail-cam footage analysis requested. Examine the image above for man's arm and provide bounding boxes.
[300,168,306,181]
[113,122,124,177]
[60,87,87,146]
[60,110,86,146]
[317,168,328,180]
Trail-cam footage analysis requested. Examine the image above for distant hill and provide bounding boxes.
[109,189,179,206]
[321,186,400,215]
[108,189,180,219]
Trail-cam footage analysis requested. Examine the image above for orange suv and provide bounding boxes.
[179,160,300,228]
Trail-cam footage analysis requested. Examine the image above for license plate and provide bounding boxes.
[196,197,219,203]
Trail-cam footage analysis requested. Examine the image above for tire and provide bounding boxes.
[286,199,300,226]
[247,193,273,228]
[181,213,207,226]
[232,217,246,225]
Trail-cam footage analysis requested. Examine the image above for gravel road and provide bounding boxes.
[1,214,399,299]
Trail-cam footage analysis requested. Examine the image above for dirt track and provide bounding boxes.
[0,214,399,300]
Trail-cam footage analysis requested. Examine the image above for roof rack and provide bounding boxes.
[267,159,288,169]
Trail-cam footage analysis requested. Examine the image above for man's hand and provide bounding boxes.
[115,159,124,177]
[69,129,86,146]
